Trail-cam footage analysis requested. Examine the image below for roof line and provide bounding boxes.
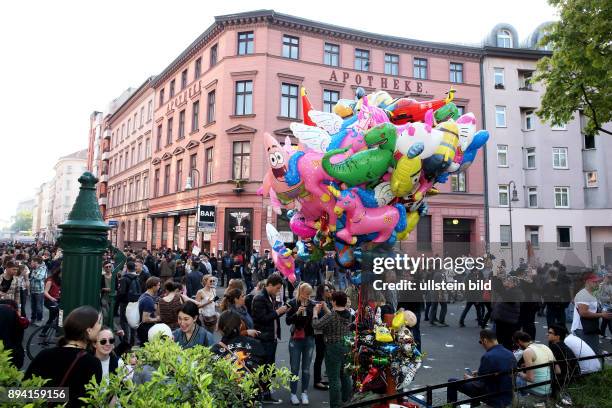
[108,76,156,122]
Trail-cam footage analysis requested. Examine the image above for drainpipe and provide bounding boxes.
[479,54,491,254]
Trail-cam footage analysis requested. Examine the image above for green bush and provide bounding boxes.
[0,342,48,407]
[82,338,293,407]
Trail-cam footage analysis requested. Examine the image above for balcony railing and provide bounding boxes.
[106,199,149,217]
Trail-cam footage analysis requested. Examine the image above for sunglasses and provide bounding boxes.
[99,338,115,345]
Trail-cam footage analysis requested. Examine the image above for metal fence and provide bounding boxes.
[344,353,608,408]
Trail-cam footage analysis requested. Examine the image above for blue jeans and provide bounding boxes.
[289,336,315,394]
[30,292,44,321]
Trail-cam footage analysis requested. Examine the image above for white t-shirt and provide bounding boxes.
[198,287,217,317]
[564,334,601,374]
[571,288,599,332]
[100,356,125,378]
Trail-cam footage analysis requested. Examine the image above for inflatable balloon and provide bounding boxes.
[265,223,296,283]
[421,120,460,179]
[261,133,306,206]
[327,185,407,244]
[287,210,317,239]
[387,88,455,125]
[390,142,424,197]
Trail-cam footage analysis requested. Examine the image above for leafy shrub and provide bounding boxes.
[81,338,293,407]
[0,342,48,407]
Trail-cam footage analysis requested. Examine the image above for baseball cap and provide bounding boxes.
[584,273,602,283]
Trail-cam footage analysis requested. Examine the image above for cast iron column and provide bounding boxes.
[57,172,109,318]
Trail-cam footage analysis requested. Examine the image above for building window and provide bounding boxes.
[191,101,199,132]
[585,171,598,188]
[210,43,218,67]
[166,118,173,145]
[235,81,253,115]
[205,147,214,184]
[552,147,568,169]
[498,185,509,206]
[147,100,152,121]
[354,49,370,71]
[450,172,466,192]
[527,226,540,248]
[141,219,146,241]
[413,58,427,79]
[131,146,136,165]
[237,31,254,55]
[495,106,506,127]
[494,68,505,89]
[140,107,144,127]
[156,125,162,151]
[194,57,202,79]
[127,119,131,135]
[133,113,137,131]
[145,138,151,158]
[164,164,171,195]
[154,169,160,197]
[232,141,250,180]
[323,90,339,113]
[384,53,399,75]
[519,70,533,90]
[169,79,175,98]
[497,29,513,48]
[527,187,538,208]
[554,186,570,208]
[416,214,432,251]
[282,35,299,59]
[189,152,197,173]
[584,133,595,149]
[178,110,185,140]
[175,159,183,193]
[121,124,125,140]
[142,174,148,198]
[207,90,216,123]
[497,145,508,167]
[551,122,566,131]
[557,226,571,248]
[450,62,463,83]
[525,147,536,169]
[151,218,157,246]
[181,69,188,90]
[500,225,511,247]
[523,109,535,130]
[324,43,339,66]
[159,89,165,106]
[456,105,465,115]
[117,185,122,205]
[280,83,299,118]
[161,218,167,247]
[135,178,140,201]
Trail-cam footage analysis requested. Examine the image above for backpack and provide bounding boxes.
[121,274,141,303]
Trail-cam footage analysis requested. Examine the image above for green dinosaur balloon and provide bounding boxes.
[433,102,459,123]
[322,123,397,187]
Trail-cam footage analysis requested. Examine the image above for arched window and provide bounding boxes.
[497,30,512,48]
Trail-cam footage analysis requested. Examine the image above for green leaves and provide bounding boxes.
[0,343,48,408]
[535,0,612,137]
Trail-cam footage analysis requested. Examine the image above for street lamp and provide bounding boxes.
[185,168,201,250]
[507,180,520,271]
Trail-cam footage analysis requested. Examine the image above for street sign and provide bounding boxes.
[108,220,118,228]
[197,205,216,232]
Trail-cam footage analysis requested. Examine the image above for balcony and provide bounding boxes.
[101,150,109,161]
[103,129,111,139]
[99,174,108,183]
[98,196,107,206]
[106,199,149,217]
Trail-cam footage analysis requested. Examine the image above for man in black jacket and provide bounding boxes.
[251,273,289,404]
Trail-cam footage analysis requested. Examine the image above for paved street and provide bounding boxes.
[21,298,612,407]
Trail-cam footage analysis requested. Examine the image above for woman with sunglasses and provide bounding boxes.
[94,326,125,379]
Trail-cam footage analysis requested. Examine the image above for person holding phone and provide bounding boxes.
[196,274,219,332]
[286,282,316,405]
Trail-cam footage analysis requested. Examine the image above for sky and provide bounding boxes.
[0,0,559,224]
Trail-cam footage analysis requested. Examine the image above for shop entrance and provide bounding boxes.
[225,208,253,256]
[443,218,473,258]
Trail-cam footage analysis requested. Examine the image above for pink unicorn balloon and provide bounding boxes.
[327,186,408,244]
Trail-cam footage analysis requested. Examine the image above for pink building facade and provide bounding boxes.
[104,79,155,249]
[147,10,485,256]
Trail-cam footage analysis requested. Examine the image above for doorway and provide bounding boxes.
[443,218,473,258]
[225,208,253,255]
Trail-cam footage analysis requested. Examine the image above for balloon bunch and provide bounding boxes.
[260,86,489,281]
[346,307,422,394]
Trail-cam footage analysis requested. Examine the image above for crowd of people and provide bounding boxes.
[0,242,611,407]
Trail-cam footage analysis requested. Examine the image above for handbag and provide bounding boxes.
[202,314,218,328]
[291,326,306,340]
[578,305,601,335]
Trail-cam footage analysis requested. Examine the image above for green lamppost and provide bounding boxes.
[57,172,109,318]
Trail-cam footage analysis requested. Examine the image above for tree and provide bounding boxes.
[11,210,32,232]
[534,0,612,136]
